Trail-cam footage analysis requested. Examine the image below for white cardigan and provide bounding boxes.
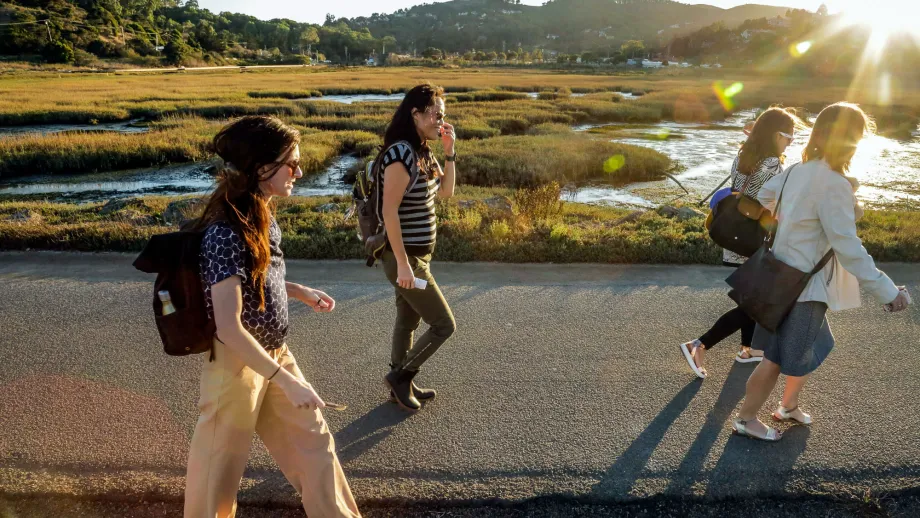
[757,160,899,311]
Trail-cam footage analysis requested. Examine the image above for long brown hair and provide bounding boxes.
[802,102,874,174]
[381,82,444,171]
[195,115,300,310]
[737,107,800,174]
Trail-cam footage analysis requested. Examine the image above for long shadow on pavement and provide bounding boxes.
[591,380,702,497]
[704,415,811,498]
[666,363,753,494]
[334,402,414,465]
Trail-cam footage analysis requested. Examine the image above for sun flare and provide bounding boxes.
[839,3,920,56]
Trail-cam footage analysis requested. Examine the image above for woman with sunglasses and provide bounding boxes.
[185,115,360,517]
[679,107,801,379]
[378,83,457,412]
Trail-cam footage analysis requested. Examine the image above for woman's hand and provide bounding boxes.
[440,122,456,155]
[304,288,335,313]
[743,121,755,136]
[887,288,911,313]
[289,283,335,312]
[396,262,416,290]
[277,373,326,410]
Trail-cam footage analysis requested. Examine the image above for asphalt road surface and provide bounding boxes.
[1,252,918,514]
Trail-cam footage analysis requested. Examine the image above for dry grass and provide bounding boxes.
[2,192,917,263]
[2,67,917,131]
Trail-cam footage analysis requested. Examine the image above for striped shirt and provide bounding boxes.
[381,142,441,257]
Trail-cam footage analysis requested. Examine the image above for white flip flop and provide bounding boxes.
[679,340,707,379]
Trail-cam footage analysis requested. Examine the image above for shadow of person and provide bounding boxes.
[704,419,811,498]
[666,362,752,494]
[334,402,414,465]
[591,380,702,497]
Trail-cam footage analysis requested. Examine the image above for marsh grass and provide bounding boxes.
[3,192,916,263]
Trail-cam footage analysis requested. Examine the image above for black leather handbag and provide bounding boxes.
[726,169,834,333]
[708,170,775,257]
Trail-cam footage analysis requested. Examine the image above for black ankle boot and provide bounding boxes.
[407,370,436,401]
[384,368,420,411]
[388,365,436,402]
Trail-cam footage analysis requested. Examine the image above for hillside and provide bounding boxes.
[345,0,792,54]
[0,0,793,66]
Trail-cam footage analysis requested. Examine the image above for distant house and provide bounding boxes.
[366,57,377,66]
[642,59,663,68]
[769,17,791,28]
[742,29,776,41]
[626,58,639,66]
[546,34,560,40]
[670,24,680,29]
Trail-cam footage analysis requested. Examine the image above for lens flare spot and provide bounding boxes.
[879,73,892,106]
[790,41,812,58]
[712,81,744,111]
[724,83,744,97]
[603,154,626,174]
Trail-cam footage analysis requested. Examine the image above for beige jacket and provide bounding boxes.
[757,160,899,312]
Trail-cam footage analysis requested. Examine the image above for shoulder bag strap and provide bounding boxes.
[766,164,797,249]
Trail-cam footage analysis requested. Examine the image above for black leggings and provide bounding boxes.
[699,306,755,350]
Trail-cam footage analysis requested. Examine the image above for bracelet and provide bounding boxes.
[445,153,457,162]
[267,365,282,380]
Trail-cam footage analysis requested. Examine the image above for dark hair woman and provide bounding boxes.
[679,107,803,379]
[378,83,458,412]
[185,115,360,517]
[734,103,910,441]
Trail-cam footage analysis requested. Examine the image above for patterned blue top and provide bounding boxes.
[199,219,289,349]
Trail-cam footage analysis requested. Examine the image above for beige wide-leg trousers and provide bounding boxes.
[184,338,360,518]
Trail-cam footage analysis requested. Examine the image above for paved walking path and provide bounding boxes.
[1,252,918,509]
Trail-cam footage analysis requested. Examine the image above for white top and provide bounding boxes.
[757,160,899,311]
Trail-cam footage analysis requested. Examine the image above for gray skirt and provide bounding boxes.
[752,301,835,377]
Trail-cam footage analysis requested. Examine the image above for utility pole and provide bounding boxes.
[345,45,349,64]
[121,26,126,46]
[44,20,52,42]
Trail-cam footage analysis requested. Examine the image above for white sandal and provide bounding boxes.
[734,349,764,364]
[732,418,782,441]
[773,405,812,425]
[679,340,707,379]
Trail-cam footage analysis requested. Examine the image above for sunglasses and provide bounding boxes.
[428,108,445,123]
[267,158,301,177]
[778,131,795,139]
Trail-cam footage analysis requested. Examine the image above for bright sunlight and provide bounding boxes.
[838,2,920,57]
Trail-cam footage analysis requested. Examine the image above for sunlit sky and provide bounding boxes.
[196,1,886,25]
